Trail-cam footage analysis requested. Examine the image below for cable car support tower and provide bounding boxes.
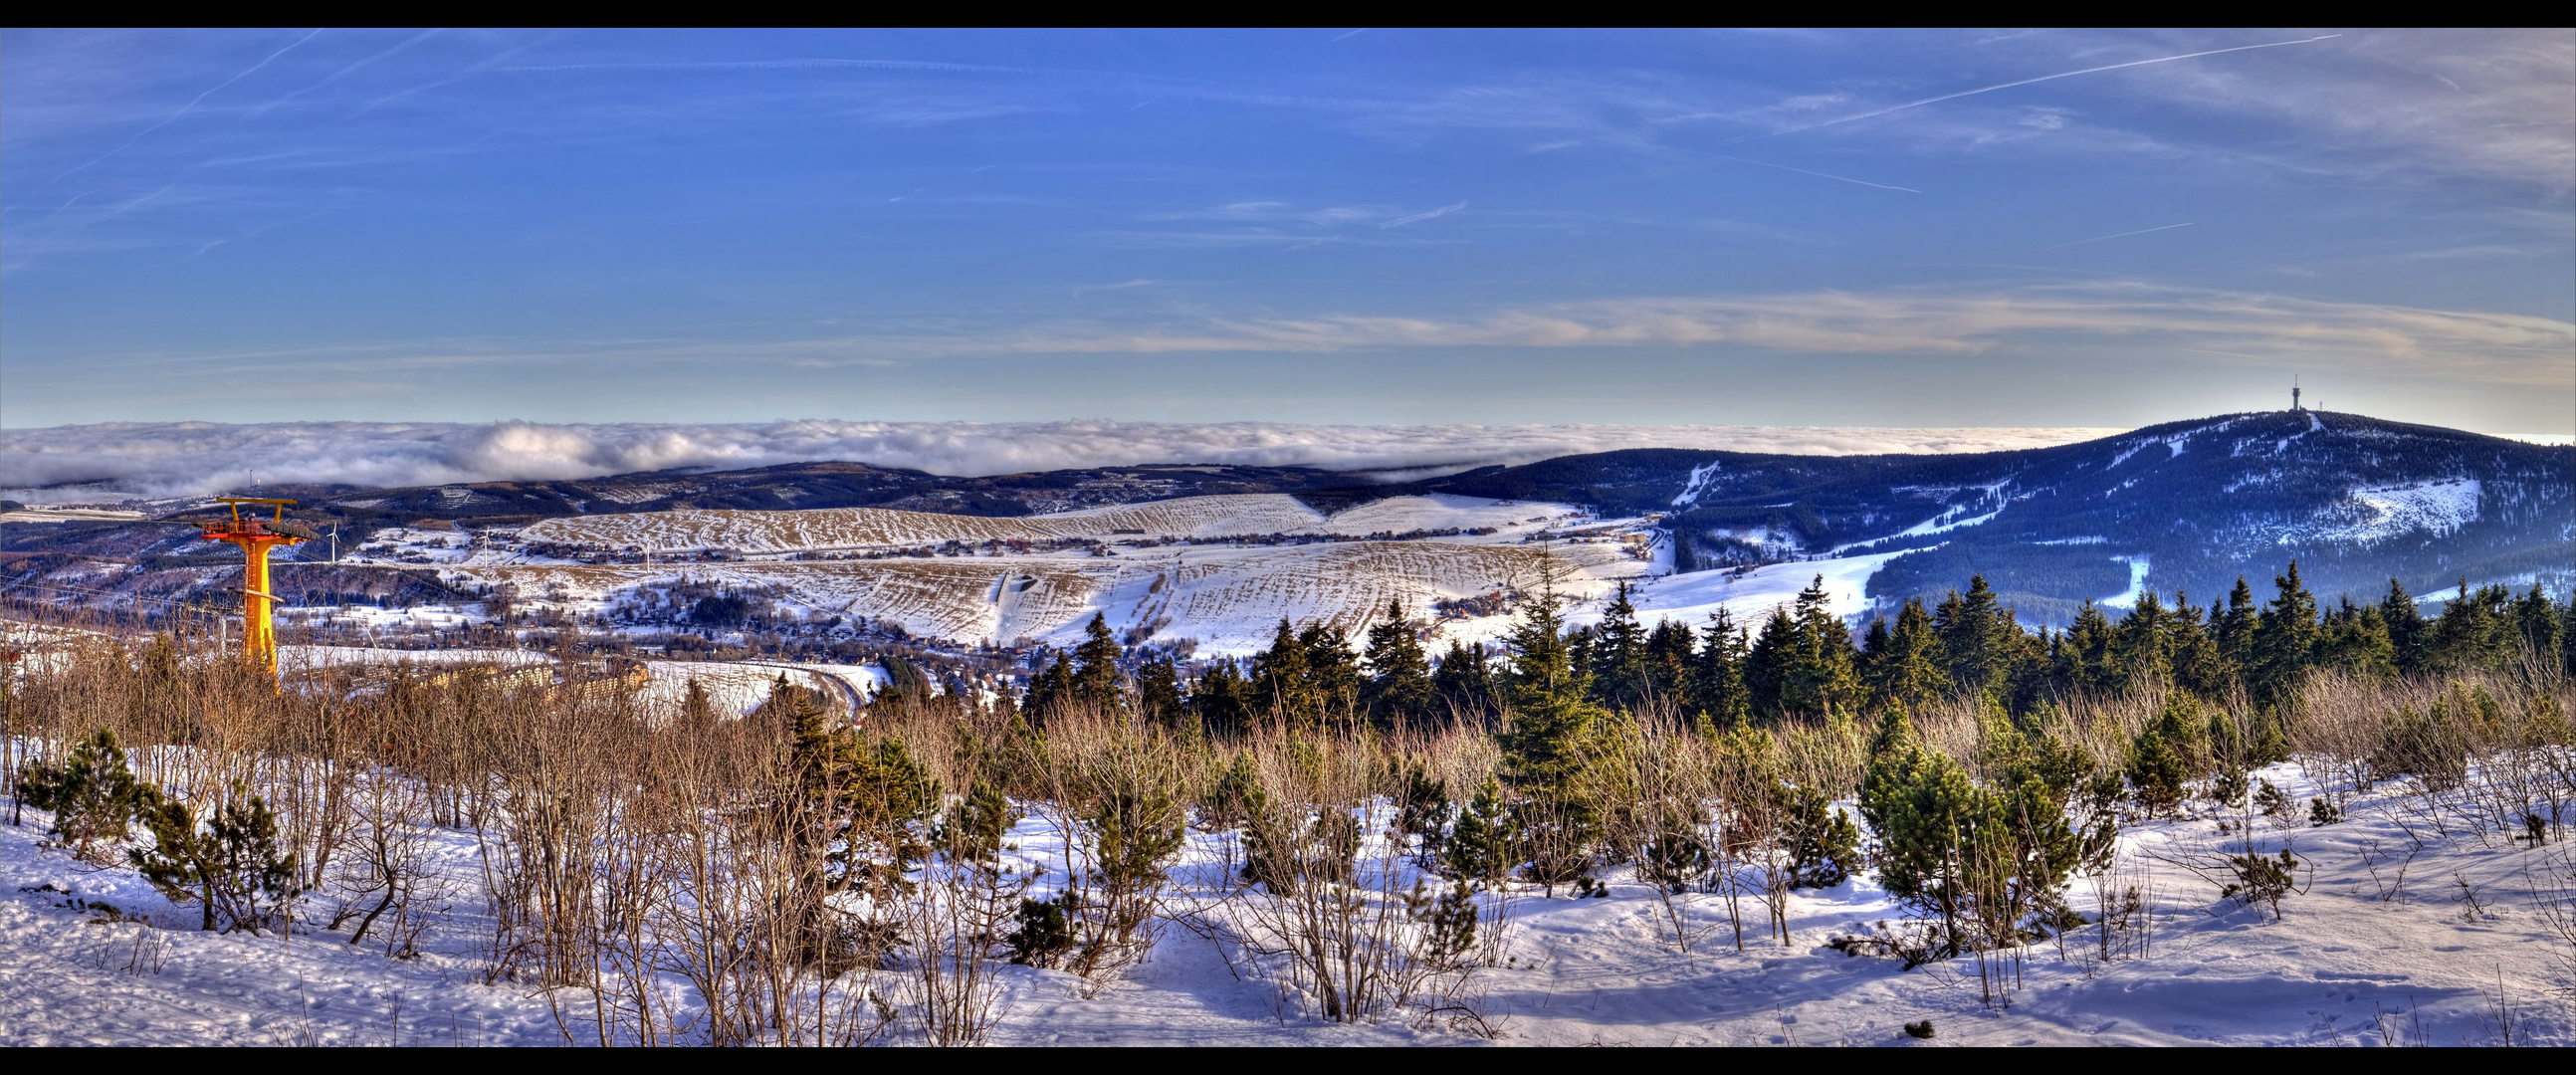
[198,497,320,677]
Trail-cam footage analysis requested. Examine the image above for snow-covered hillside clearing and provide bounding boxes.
[344,495,1706,655]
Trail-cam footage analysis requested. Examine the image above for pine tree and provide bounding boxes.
[1780,783,1862,889]
[1360,600,1435,730]
[1442,777,1519,887]
[1072,612,1125,710]
[16,728,150,861]
[2125,694,2207,816]
[1859,716,1980,949]
[131,781,299,934]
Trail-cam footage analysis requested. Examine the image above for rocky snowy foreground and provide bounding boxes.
[4,758,2570,1047]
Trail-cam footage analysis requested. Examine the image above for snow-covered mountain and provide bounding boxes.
[1421,410,2572,622]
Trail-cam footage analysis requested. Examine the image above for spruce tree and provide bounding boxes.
[1935,574,2015,700]
[1495,567,1608,886]
[1251,619,1320,727]
[1780,574,1861,719]
[1135,656,1185,729]
[1023,652,1076,719]
[2165,592,2229,698]
[1643,618,1698,706]
[1361,600,1435,729]
[2216,578,2261,689]
[2513,585,2562,669]
[1692,609,1754,730]
[2381,578,2429,675]
[1072,612,1125,709]
[2059,600,2118,694]
[1431,641,1492,724]
[2252,561,2320,703]
[1300,623,1364,716]
[1591,581,1651,711]
[1857,615,1892,690]
[2316,597,2396,677]
[1190,660,1253,737]
[2110,590,2174,689]
[1743,607,1795,721]
[1874,598,1950,711]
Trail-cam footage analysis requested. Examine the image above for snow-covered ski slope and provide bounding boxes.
[4,758,2568,1046]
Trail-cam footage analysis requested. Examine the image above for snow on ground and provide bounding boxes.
[516,495,1335,554]
[0,507,147,525]
[2098,556,2154,610]
[1295,495,1578,538]
[2304,478,2483,545]
[330,494,1665,654]
[441,532,1649,656]
[635,659,887,715]
[1617,553,1904,632]
[4,757,2568,1046]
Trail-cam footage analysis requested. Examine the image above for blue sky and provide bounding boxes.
[4,28,2570,434]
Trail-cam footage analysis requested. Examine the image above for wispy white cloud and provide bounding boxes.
[0,419,2126,501]
[1380,200,1467,227]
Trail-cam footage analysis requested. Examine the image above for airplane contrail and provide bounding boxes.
[56,28,325,182]
[2030,221,2195,252]
[1684,149,1922,193]
[1740,34,2343,142]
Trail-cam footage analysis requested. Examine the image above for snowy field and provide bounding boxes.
[4,757,2569,1047]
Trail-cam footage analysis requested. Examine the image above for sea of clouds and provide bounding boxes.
[0,419,2133,503]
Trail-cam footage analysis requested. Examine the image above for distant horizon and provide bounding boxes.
[4,408,2567,504]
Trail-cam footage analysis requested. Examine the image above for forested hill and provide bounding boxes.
[1422,411,2572,621]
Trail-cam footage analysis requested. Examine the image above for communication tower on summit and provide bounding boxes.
[198,497,320,676]
[2291,376,2302,412]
